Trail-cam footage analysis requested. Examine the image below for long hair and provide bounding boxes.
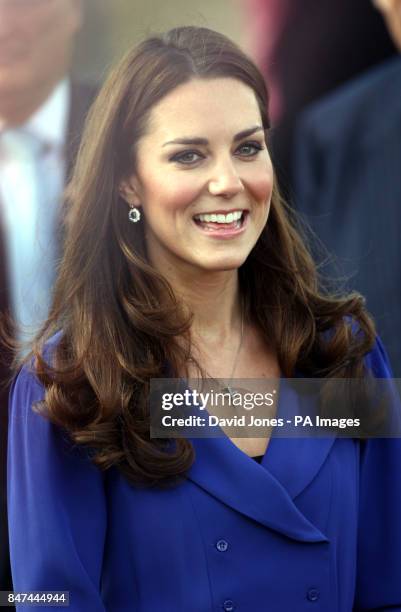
[24,26,374,486]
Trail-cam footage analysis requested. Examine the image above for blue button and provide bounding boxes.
[222,600,235,611]
[306,588,320,602]
[216,539,229,552]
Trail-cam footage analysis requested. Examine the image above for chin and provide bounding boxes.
[199,256,248,272]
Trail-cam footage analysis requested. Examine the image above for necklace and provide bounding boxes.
[189,300,245,397]
[221,303,244,396]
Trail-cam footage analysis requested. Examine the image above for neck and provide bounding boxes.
[161,265,243,343]
[0,80,58,127]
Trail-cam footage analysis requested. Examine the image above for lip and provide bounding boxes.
[192,210,249,239]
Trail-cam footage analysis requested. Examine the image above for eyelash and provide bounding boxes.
[170,141,265,165]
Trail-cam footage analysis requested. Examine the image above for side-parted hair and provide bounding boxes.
[27,26,374,486]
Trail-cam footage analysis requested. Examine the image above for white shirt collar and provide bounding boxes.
[24,79,70,149]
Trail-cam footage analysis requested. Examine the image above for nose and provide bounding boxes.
[207,157,245,198]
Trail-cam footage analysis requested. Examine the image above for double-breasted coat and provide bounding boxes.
[7,335,401,611]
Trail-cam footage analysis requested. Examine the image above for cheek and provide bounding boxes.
[143,172,201,214]
[247,165,274,206]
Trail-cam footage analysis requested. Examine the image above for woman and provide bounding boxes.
[7,26,401,611]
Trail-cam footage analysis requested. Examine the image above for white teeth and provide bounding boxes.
[194,210,244,223]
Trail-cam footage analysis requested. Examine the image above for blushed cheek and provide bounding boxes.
[250,169,274,206]
[146,178,201,214]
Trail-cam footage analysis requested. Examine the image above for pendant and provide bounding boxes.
[221,385,235,396]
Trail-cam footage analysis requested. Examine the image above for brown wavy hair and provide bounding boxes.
[22,26,375,486]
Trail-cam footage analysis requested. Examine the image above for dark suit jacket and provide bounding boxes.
[0,81,97,589]
[293,57,401,375]
[264,0,396,193]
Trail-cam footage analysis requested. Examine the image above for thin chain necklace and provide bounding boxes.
[221,303,244,396]
[189,299,245,396]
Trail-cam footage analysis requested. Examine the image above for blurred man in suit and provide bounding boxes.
[244,0,396,194]
[294,0,401,375]
[0,0,96,591]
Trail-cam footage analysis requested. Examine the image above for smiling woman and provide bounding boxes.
[119,77,273,274]
[7,25,401,612]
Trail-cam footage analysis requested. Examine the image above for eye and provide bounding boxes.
[236,141,264,157]
[170,150,204,165]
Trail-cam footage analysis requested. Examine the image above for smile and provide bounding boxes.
[192,209,249,238]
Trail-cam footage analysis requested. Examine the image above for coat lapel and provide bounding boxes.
[186,379,334,543]
[263,380,336,500]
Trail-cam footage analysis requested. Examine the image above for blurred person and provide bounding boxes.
[0,0,96,592]
[244,0,396,193]
[294,0,401,375]
[374,0,401,46]
[6,26,401,610]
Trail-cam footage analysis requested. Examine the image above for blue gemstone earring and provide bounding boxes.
[128,207,141,223]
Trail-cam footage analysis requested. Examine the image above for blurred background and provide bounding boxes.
[73,0,244,84]
[1,0,401,594]
[73,0,396,181]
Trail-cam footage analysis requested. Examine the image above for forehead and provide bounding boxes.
[144,78,262,141]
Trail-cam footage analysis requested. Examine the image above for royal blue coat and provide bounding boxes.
[7,336,401,611]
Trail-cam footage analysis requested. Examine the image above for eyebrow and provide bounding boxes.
[162,125,265,147]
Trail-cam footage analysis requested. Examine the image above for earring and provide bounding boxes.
[128,206,141,223]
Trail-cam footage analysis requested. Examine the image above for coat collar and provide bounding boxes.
[186,379,334,543]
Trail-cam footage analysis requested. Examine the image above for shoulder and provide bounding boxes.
[8,331,94,470]
[9,331,63,419]
[321,316,394,379]
[363,335,393,379]
[344,315,394,378]
[297,57,401,143]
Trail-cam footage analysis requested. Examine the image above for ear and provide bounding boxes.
[119,176,142,209]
